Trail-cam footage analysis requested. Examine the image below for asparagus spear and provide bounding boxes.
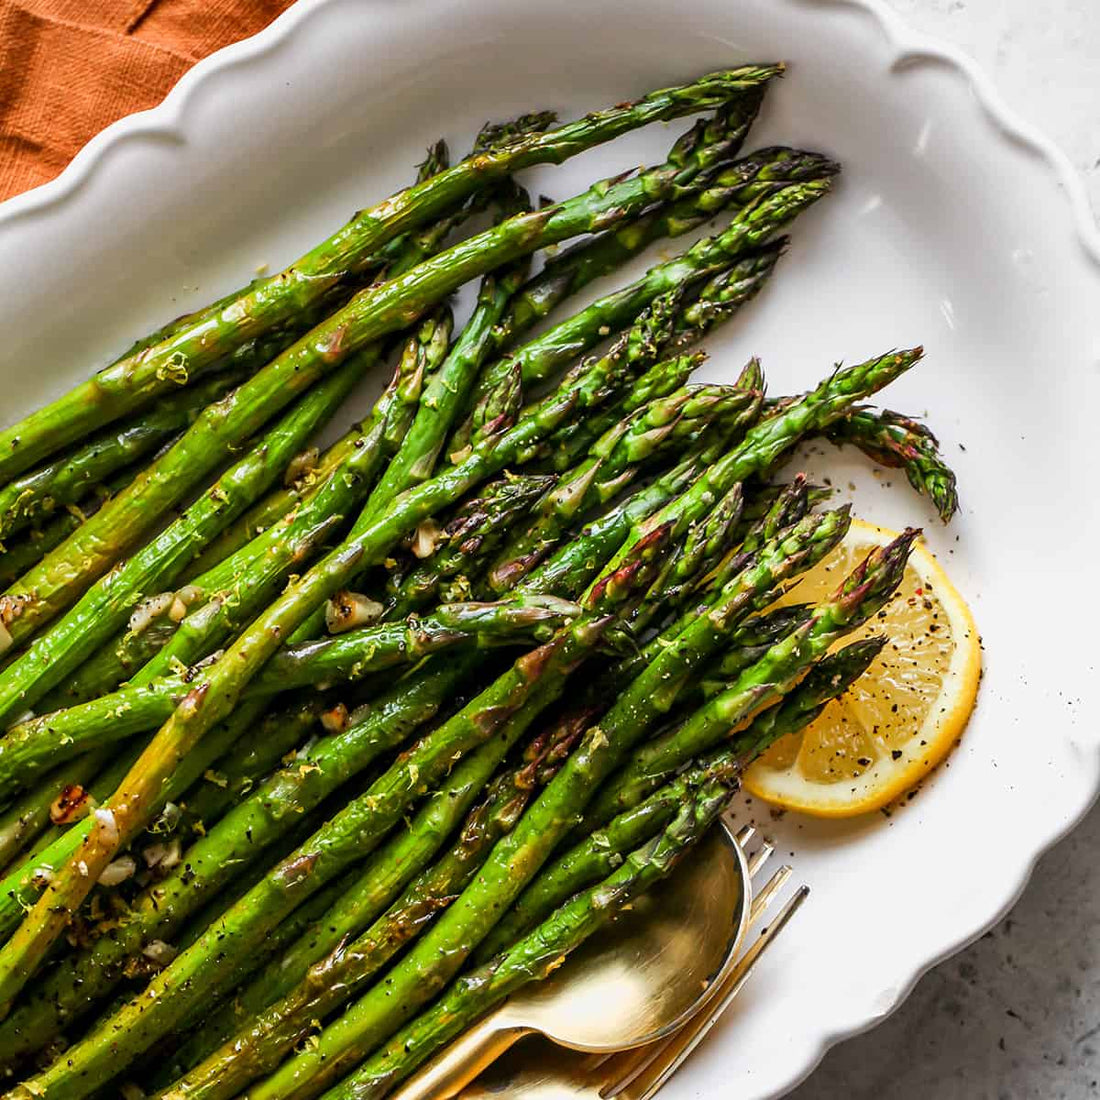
[280,114,768,646]
[88,139,450,402]
[151,482,736,1090]
[0,668,473,1067]
[0,374,243,544]
[1,528,670,1090]
[455,145,836,444]
[826,405,960,521]
[381,307,455,453]
[8,303,686,910]
[356,190,536,522]
[0,68,779,482]
[479,356,763,602]
[157,702,604,1096]
[294,233,784,646]
[180,123,765,584]
[0,359,361,721]
[212,509,849,1099]
[0,691,293,942]
[171,144,491,582]
[481,376,748,593]
[516,349,917,605]
[482,638,885,955]
[385,473,555,617]
[48,237,462,702]
[0,140,469,653]
[0,467,135,589]
[516,440,730,599]
[0,284,693,977]
[7,108,752,674]
[0,755,107,872]
[0,595,583,796]
[497,548,808,839]
[494,89,765,335]
[0,449,704,1063]
[241,532,909,1100]
[273,780,739,1100]
[598,350,923,581]
[38,606,184,709]
[70,261,721,695]
[530,347,705,475]
[171,698,326,835]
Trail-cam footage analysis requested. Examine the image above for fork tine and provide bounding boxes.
[748,864,792,925]
[745,839,775,880]
[733,822,756,848]
[621,886,810,1100]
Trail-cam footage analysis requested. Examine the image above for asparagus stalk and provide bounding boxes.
[0,755,108,872]
[0,374,243,544]
[21,109,756,677]
[481,357,763,602]
[0,294,682,998]
[0,445,703,1063]
[277,781,739,1100]
[0,467,134,589]
[455,145,836,443]
[0,596,583,796]
[219,509,850,1099]
[0,283,693,974]
[356,190,536,522]
[38,607,184,709]
[516,439,729,599]
[170,143,488,581]
[482,637,885,955]
[157,702,604,1096]
[530,346,705,476]
[385,473,555,617]
[1,529,670,1090]
[0,669,472,1067]
[514,348,916,605]
[380,307,455,453]
[88,139,449,405]
[826,405,959,521]
[0,359,362,722]
[0,68,779,482]
[599,349,923,580]
[151,478,737,1090]
[0,140,470,654]
[492,88,766,342]
[280,112,769,646]
[0,692,292,942]
[482,376,748,593]
[180,123,763,584]
[0,90,751,651]
[172,698,326,834]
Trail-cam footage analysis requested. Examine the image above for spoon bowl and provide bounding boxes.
[394,819,750,1100]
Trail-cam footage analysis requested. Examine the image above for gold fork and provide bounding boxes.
[456,824,807,1099]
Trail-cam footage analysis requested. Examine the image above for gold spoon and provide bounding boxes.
[393,819,751,1100]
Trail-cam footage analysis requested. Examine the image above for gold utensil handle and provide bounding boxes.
[392,1016,532,1100]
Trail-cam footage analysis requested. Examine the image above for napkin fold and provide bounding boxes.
[0,0,294,200]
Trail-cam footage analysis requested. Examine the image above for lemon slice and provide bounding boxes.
[742,519,981,817]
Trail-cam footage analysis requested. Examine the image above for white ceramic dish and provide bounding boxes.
[1,1,1098,1097]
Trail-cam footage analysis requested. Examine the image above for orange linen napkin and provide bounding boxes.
[0,0,296,200]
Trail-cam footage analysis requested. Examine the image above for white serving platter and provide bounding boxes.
[1,1,1097,1096]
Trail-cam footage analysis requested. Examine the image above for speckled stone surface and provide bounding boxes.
[788,2,1100,1098]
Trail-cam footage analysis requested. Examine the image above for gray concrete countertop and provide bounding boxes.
[789,2,1100,1097]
